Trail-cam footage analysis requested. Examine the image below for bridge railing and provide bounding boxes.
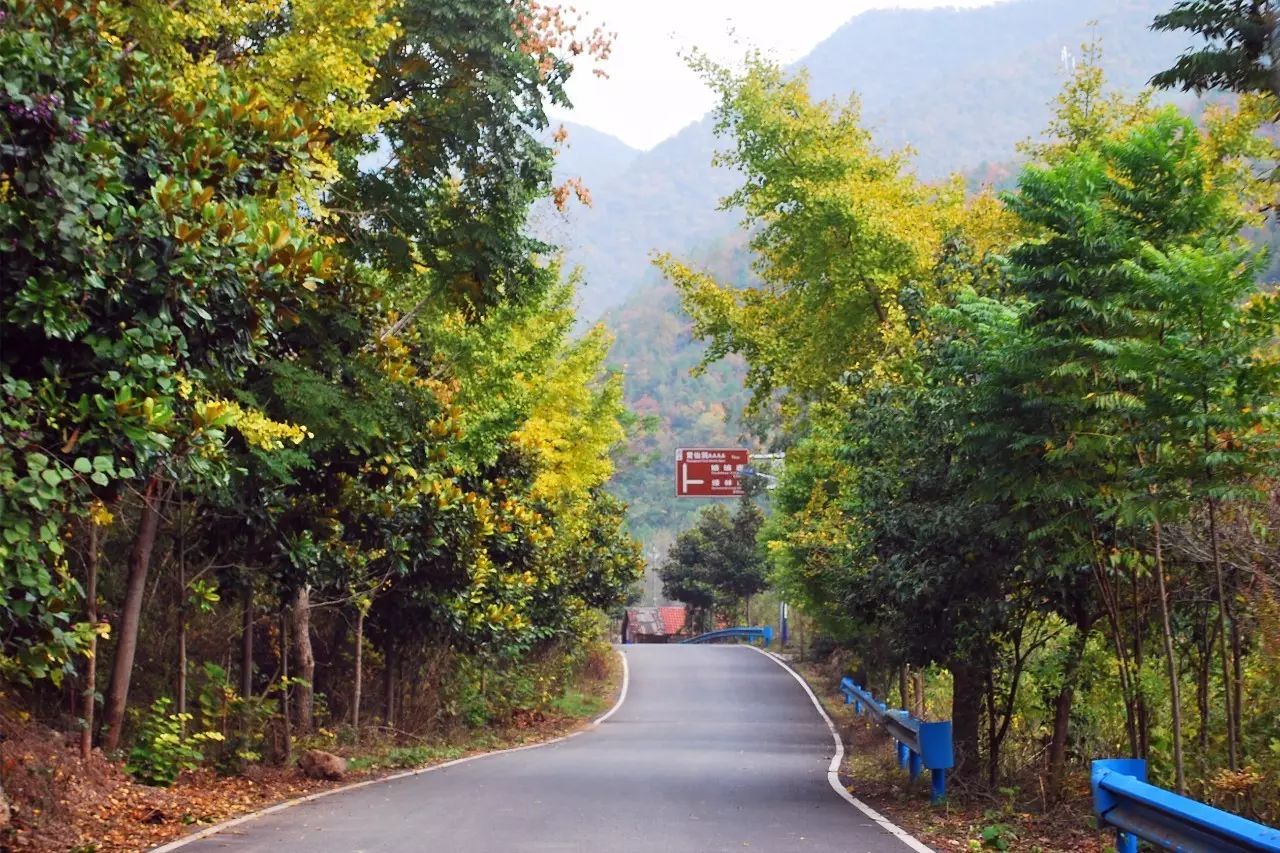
[839,677,953,803]
[679,626,773,647]
[1091,758,1280,853]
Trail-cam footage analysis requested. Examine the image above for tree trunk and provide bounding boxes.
[352,608,365,740]
[175,492,187,730]
[241,586,254,699]
[899,665,910,712]
[291,586,315,735]
[1207,497,1238,770]
[913,669,925,718]
[1095,557,1140,756]
[176,594,186,727]
[1196,604,1211,756]
[950,657,983,779]
[985,668,1000,787]
[1152,515,1186,794]
[797,610,805,663]
[80,521,100,760]
[1229,564,1245,761]
[281,612,292,763]
[102,476,163,753]
[1047,623,1089,803]
[384,642,398,728]
[1130,557,1151,758]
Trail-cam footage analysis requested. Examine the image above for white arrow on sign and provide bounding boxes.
[682,463,705,486]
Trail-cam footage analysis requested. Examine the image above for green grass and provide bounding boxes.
[347,744,467,772]
[549,689,606,718]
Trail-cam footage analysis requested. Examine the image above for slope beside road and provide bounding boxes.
[165,645,928,852]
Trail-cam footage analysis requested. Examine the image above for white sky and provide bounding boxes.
[550,0,1000,150]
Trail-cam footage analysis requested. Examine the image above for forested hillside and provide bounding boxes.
[572,0,1188,321]
[605,279,751,545]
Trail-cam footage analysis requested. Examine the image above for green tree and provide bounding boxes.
[0,0,323,720]
[336,0,609,315]
[1152,1,1280,100]
[660,496,767,630]
[1,0,641,766]
[656,53,1008,419]
[951,107,1273,791]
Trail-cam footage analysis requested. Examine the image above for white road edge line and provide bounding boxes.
[595,645,630,724]
[745,645,935,853]
[150,649,631,852]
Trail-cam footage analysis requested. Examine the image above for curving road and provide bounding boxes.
[169,645,927,852]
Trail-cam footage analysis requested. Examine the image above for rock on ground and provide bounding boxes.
[297,750,347,781]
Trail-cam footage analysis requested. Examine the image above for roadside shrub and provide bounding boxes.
[126,698,224,786]
[194,663,275,774]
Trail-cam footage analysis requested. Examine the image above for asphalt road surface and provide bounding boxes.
[171,645,926,853]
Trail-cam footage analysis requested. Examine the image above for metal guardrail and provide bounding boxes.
[839,676,954,803]
[679,626,773,646]
[1092,759,1280,852]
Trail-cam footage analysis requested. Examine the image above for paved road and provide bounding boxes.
[174,645,923,852]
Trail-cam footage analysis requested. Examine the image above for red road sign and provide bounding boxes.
[675,447,750,497]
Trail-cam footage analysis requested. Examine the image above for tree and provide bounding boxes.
[1152,1,1280,100]
[947,105,1273,792]
[335,0,610,316]
[657,54,998,419]
[2,0,640,768]
[1,0,322,707]
[660,496,767,629]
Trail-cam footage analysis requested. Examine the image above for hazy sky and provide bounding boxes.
[549,0,1001,150]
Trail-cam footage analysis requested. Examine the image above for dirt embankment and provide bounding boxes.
[1,652,622,852]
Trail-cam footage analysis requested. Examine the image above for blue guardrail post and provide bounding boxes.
[1092,758,1145,853]
[919,721,953,804]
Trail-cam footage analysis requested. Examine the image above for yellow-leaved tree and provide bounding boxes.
[517,325,625,507]
[658,53,1013,419]
[123,0,399,187]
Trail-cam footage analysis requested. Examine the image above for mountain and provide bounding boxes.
[545,119,740,320]
[605,230,757,549]
[531,121,639,258]
[797,0,1189,177]
[567,0,1188,321]
[550,121,641,186]
[595,0,1199,550]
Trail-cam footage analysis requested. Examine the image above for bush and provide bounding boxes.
[193,663,276,774]
[126,698,224,786]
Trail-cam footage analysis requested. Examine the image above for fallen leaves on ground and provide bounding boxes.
[2,658,623,852]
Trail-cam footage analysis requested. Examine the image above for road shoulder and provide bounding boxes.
[143,651,629,852]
